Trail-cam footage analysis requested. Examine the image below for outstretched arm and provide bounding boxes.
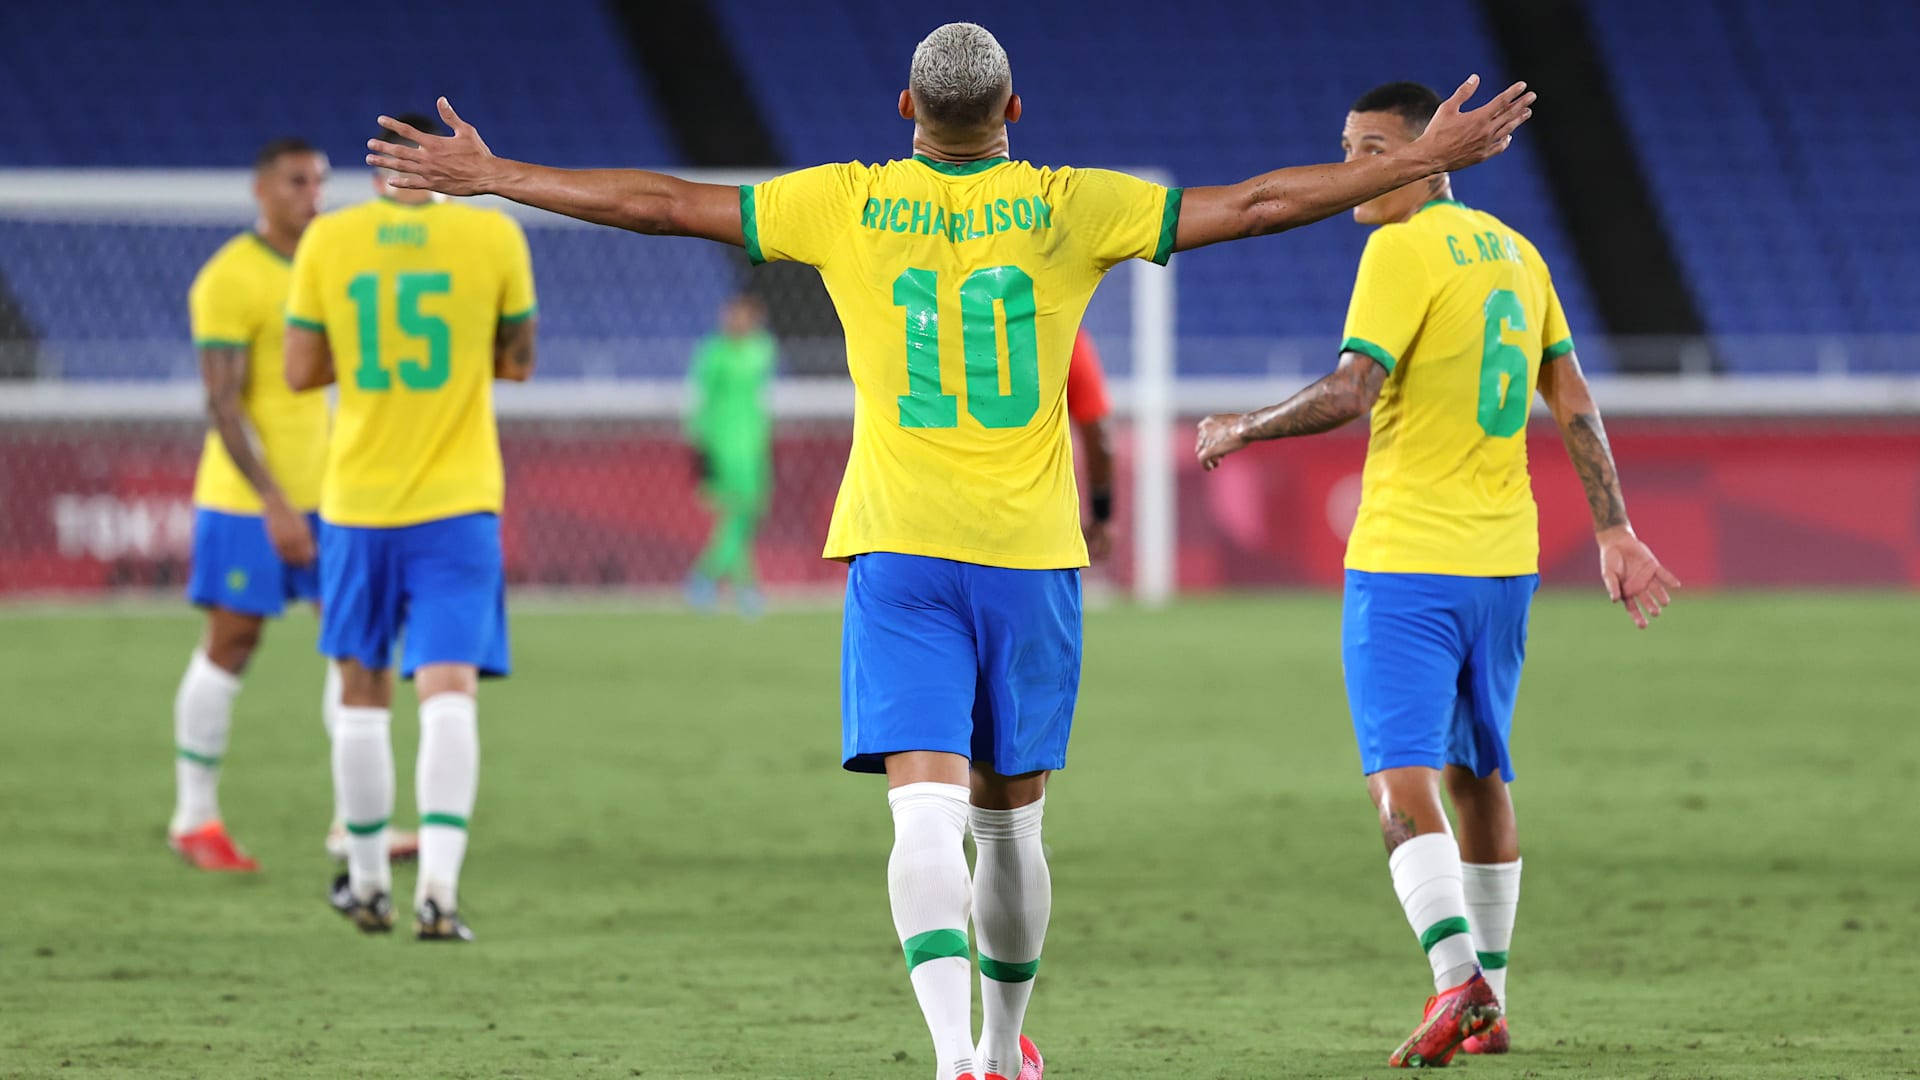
[369,99,744,245]
[1537,351,1680,628]
[1193,350,1388,469]
[1174,75,1533,252]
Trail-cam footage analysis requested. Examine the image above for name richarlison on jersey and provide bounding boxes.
[859,195,1054,243]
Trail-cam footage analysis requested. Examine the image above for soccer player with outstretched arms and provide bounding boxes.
[1194,81,1679,1067]
[368,29,1530,1078]
[286,113,538,941]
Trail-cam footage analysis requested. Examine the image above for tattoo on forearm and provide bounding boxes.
[1566,412,1628,530]
[1239,363,1379,442]
[1381,808,1418,854]
[202,347,280,501]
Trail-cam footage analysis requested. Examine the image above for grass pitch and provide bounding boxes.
[2,591,1915,1079]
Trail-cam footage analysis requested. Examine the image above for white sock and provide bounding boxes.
[322,661,343,827]
[332,705,393,899]
[887,782,977,1080]
[971,798,1049,1080]
[1389,833,1480,991]
[1463,859,1522,1009]
[171,649,241,835]
[416,693,479,911]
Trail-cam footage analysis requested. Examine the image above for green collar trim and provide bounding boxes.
[912,154,1010,176]
[1416,198,1467,215]
[248,232,293,265]
[378,194,434,209]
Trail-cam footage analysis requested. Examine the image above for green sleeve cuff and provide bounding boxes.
[739,185,764,265]
[285,315,324,333]
[1151,187,1183,266]
[1341,336,1396,372]
[499,305,537,324]
[193,337,248,351]
[1542,337,1575,361]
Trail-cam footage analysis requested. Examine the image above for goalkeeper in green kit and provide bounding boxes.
[686,293,776,615]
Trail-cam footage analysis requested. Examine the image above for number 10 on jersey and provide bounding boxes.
[893,265,1040,430]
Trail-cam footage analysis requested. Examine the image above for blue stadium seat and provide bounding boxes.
[0,0,676,168]
[1589,0,1920,354]
[712,0,1607,372]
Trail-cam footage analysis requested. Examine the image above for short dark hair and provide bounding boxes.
[1350,82,1442,134]
[254,136,319,172]
[376,112,446,150]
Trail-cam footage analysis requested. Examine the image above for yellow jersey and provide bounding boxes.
[187,233,329,513]
[744,156,1180,569]
[1340,199,1574,577]
[286,197,536,528]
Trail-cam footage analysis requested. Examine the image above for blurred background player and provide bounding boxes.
[171,137,334,872]
[366,27,1529,1079]
[684,292,775,615]
[285,113,537,941]
[1066,327,1114,561]
[1194,81,1677,1067]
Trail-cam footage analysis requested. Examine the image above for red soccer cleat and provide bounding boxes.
[1387,971,1501,1068]
[168,820,260,872]
[984,1035,1044,1080]
[1461,1015,1509,1054]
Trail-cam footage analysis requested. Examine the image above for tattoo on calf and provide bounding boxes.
[1567,412,1629,530]
[1381,808,1418,853]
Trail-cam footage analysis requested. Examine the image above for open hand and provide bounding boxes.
[366,97,498,196]
[1413,75,1535,173]
[1597,525,1680,629]
[1195,413,1249,472]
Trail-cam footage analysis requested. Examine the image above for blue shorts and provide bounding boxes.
[1342,570,1539,781]
[186,508,321,617]
[318,513,509,678]
[841,553,1082,776]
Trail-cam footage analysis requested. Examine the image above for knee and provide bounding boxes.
[414,663,478,700]
[204,618,264,672]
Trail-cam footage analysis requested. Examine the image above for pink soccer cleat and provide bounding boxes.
[984,1034,1043,1080]
[168,820,260,872]
[1387,971,1501,1067]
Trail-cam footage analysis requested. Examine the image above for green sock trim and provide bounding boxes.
[344,818,389,836]
[979,955,1040,983]
[901,929,969,971]
[1420,916,1472,953]
[420,812,468,830]
[1477,949,1509,970]
[175,746,221,768]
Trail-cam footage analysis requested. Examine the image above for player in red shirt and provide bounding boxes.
[1066,328,1115,561]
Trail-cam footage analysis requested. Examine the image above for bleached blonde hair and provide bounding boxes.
[909,22,1012,129]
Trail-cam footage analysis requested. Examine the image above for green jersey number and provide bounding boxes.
[1477,288,1530,438]
[345,271,452,391]
[893,265,1040,429]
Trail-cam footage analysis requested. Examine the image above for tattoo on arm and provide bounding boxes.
[200,346,282,500]
[1381,808,1418,854]
[1564,412,1629,530]
[1237,353,1388,443]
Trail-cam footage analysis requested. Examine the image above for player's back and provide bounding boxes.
[745,156,1177,569]
[1343,199,1573,578]
[287,198,535,528]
